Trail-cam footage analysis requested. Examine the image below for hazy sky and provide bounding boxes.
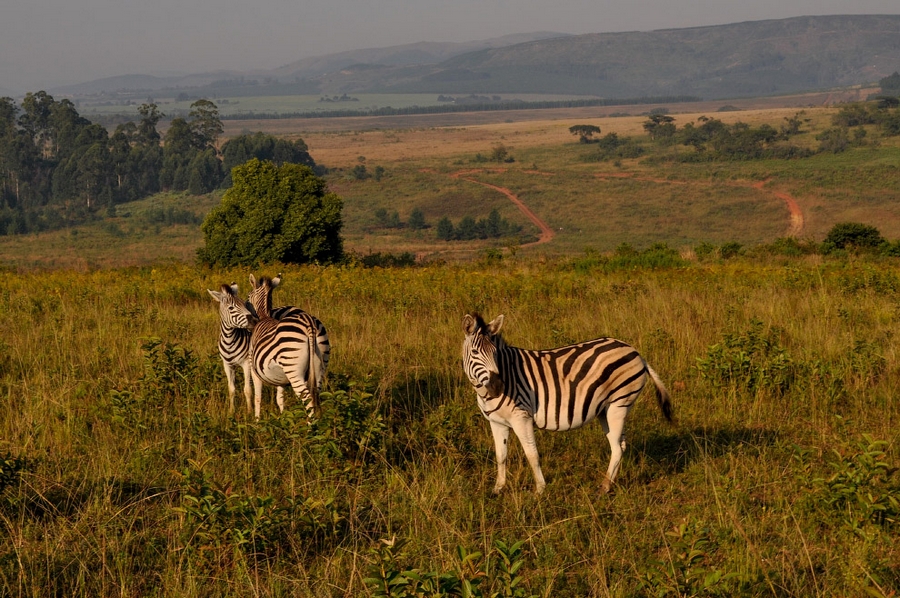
[2,0,899,93]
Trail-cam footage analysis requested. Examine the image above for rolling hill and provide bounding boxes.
[323,15,900,99]
[50,15,900,102]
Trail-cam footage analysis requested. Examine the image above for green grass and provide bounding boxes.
[1,257,899,596]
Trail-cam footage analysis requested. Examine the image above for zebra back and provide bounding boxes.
[463,312,671,431]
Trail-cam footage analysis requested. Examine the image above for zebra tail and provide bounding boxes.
[646,362,674,423]
[307,331,320,415]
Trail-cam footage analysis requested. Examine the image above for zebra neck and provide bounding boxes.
[221,326,250,344]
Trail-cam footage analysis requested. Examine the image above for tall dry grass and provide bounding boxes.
[0,256,898,596]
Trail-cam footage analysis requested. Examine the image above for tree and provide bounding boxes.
[569,124,601,143]
[188,99,223,150]
[823,222,885,251]
[159,118,196,191]
[643,114,676,141]
[436,217,455,241]
[198,158,343,266]
[408,207,427,230]
[220,132,316,186]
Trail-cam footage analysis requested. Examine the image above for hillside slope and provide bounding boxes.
[331,15,900,99]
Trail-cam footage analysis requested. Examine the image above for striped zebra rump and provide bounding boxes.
[247,273,329,419]
[251,312,324,405]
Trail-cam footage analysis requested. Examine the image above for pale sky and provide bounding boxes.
[2,0,899,93]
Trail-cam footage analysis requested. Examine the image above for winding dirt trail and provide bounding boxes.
[752,179,804,236]
[449,170,555,246]
[425,168,805,248]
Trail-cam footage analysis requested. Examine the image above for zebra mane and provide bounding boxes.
[219,283,237,296]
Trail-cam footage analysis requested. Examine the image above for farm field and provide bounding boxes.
[1,258,899,596]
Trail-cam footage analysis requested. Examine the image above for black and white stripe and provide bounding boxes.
[247,273,329,420]
[208,282,305,414]
[462,313,673,495]
[208,283,259,413]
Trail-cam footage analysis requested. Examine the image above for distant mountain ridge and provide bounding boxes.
[50,15,900,101]
[271,32,569,80]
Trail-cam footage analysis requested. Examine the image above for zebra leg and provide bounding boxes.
[251,371,264,420]
[275,386,286,412]
[488,420,511,494]
[222,358,238,413]
[509,413,546,495]
[600,405,630,494]
[240,360,253,414]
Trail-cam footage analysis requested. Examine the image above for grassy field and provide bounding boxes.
[1,257,899,596]
[0,101,899,595]
[2,103,900,269]
[75,93,595,120]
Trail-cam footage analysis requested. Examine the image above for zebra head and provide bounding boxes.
[247,273,282,319]
[208,283,258,330]
[462,313,505,399]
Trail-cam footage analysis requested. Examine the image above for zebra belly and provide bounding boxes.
[258,360,289,386]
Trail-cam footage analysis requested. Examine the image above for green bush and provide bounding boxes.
[823,222,885,252]
[198,158,344,266]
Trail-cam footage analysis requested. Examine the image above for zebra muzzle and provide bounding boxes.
[485,373,504,398]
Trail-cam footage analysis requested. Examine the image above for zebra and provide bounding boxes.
[247,273,330,420]
[461,312,673,495]
[208,283,258,413]
[208,282,309,414]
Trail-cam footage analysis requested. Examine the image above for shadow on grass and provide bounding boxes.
[18,477,169,520]
[637,425,780,478]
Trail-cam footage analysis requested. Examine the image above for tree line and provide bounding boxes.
[0,93,315,235]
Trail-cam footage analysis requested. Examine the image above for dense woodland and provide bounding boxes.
[0,93,315,235]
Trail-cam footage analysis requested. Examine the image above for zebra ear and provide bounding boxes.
[272,275,282,288]
[229,282,240,295]
[487,315,505,335]
[249,274,257,288]
[462,314,477,335]
[208,289,223,302]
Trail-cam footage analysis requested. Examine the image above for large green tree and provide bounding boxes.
[198,158,343,266]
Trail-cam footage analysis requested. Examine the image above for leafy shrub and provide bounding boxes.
[696,319,798,397]
[364,537,534,598]
[823,222,885,252]
[358,252,417,268]
[436,209,521,241]
[606,243,687,271]
[307,386,387,467]
[198,158,344,266]
[718,242,743,259]
[798,436,900,533]
[175,461,346,564]
[375,208,402,228]
[639,520,757,597]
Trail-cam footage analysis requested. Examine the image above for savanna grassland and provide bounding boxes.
[1,258,900,597]
[1,101,900,597]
